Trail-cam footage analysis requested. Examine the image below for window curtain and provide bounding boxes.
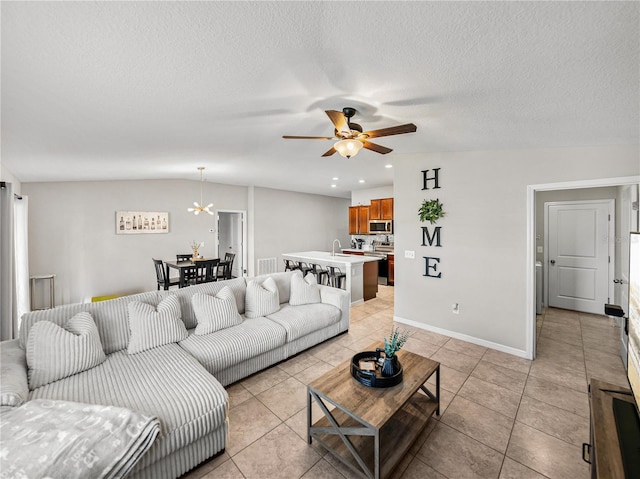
[0,182,29,341]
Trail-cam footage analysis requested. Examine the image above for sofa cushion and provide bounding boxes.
[0,340,30,406]
[29,343,228,471]
[179,316,286,373]
[289,272,321,306]
[250,271,296,304]
[26,312,107,390]
[245,277,280,319]
[127,295,188,354]
[192,287,243,335]
[266,303,341,342]
[168,277,247,329]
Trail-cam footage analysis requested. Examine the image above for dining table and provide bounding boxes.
[164,258,229,288]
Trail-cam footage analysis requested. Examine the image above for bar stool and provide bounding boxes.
[283,259,297,271]
[326,266,346,289]
[296,261,314,276]
[309,263,329,285]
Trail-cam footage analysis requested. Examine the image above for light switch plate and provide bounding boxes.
[405,250,415,259]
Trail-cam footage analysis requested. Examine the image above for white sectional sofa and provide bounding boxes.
[0,270,350,479]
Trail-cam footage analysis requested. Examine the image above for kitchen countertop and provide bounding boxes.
[282,251,381,264]
[342,248,395,255]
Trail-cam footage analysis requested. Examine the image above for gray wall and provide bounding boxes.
[253,187,350,271]
[393,144,639,357]
[22,180,349,305]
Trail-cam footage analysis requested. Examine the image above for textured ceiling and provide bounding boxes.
[2,1,638,198]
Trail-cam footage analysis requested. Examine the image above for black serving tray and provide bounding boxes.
[350,350,403,388]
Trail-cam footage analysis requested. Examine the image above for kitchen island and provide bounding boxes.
[282,251,380,305]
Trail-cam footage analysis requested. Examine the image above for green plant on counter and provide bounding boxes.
[418,198,445,224]
[383,326,409,358]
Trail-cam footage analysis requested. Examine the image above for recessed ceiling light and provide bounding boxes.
[385,164,393,168]
[359,179,365,184]
[332,177,339,181]
[331,184,337,188]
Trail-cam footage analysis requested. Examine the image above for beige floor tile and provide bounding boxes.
[408,417,438,455]
[294,361,334,385]
[481,349,531,375]
[523,375,590,418]
[226,383,253,410]
[499,457,547,479]
[585,359,629,387]
[584,348,624,370]
[199,458,245,479]
[581,334,619,356]
[398,456,447,479]
[431,347,480,374]
[536,337,585,371]
[325,345,358,367]
[301,458,345,479]
[257,376,308,421]
[427,364,469,393]
[240,365,290,395]
[506,422,589,479]
[458,375,522,419]
[440,395,514,453]
[403,336,441,358]
[472,360,528,394]
[515,396,589,447]
[417,422,504,479]
[528,359,587,393]
[442,337,487,359]
[180,451,231,479]
[411,329,451,347]
[232,423,322,479]
[226,397,282,456]
[278,352,319,376]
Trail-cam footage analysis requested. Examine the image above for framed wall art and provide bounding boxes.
[116,211,169,234]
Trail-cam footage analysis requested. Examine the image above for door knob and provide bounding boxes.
[550,260,556,265]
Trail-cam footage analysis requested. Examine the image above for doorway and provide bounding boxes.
[216,210,247,278]
[544,200,614,315]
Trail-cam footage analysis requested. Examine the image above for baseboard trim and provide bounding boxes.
[393,315,532,360]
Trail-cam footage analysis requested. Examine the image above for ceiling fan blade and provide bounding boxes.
[362,141,393,155]
[325,110,350,135]
[282,135,334,140]
[362,123,417,139]
[321,146,337,157]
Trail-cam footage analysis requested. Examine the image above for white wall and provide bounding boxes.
[393,144,640,357]
[23,179,248,304]
[351,186,393,206]
[252,187,350,271]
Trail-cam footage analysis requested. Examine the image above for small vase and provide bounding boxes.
[381,356,398,377]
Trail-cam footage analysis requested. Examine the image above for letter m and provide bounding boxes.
[421,226,442,247]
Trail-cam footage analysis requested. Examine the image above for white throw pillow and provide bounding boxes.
[127,295,188,354]
[26,312,106,390]
[245,277,280,318]
[192,287,243,335]
[289,271,321,306]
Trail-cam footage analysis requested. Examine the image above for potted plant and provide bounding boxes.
[380,326,409,377]
[190,241,203,260]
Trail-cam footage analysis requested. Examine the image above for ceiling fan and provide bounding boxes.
[283,107,417,158]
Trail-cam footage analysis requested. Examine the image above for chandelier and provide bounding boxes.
[187,167,213,216]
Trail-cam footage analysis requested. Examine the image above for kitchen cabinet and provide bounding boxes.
[349,206,370,235]
[388,253,395,286]
[343,250,365,255]
[370,198,394,220]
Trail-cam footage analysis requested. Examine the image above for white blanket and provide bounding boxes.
[0,399,160,479]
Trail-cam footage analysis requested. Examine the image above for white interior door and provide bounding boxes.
[619,184,639,366]
[217,211,246,277]
[546,200,613,314]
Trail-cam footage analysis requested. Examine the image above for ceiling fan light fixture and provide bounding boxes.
[334,139,363,158]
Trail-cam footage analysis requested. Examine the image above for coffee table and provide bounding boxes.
[307,341,440,479]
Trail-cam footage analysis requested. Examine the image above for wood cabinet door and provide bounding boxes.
[369,199,381,220]
[358,206,370,234]
[388,254,395,285]
[348,207,359,235]
[381,198,394,220]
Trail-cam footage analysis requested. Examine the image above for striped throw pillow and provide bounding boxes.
[289,271,321,306]
[192,287,243,335]
[26,312,106,390]
[245,277,280,318]
[127,295,188,354]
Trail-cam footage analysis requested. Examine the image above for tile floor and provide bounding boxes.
[180,286,627,479]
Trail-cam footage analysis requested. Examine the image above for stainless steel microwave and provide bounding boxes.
[368,220,393,234]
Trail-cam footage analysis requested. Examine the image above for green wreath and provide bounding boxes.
[418,198,445,224]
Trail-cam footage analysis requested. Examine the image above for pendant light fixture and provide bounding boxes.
[187,167,213,215]
[334,138,363,158]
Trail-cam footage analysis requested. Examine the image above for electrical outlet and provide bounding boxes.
[208,228,215,233]
[452,303,460,314]
[537,246,543,253]
[405,250,415,259]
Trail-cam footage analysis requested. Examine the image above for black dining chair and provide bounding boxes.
[176,254,192,262]
[194,259,219,284]
[176,254,197,284]
[217,253,236,280]
[153,258,180,290]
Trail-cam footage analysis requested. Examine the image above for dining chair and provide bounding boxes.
[153,258,180,290]
[176,254,196,284]
[217,252,236,280]
[195,259,219,284]
[176,254,192,262]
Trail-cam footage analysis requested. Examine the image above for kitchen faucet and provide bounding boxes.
[332,239,342,256]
